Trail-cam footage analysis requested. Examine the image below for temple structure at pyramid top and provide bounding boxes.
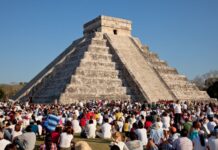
[14,15,212,104]
[83,15,132,36]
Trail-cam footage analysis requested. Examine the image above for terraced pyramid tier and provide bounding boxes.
[14,15,212,103]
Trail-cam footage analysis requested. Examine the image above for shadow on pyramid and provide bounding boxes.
[14,16,211,104]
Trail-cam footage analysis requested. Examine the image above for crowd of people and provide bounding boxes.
[0,99,217,150]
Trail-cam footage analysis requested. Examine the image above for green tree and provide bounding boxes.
[207,81,218,99]
[0,88,5,100]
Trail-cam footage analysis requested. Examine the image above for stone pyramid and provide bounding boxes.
[14,16,211,104]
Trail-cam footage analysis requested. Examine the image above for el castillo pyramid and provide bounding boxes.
[14,16,211,104]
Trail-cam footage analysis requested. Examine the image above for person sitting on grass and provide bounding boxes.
[40,135,57,150]
[14,125,36,150]
[59,126,74,150]
[126,132,143,150]
[97,118,112,139]
[85,119,96,139]
[110,132,129,150]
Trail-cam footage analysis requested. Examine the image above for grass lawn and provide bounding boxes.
[35,134,111,150]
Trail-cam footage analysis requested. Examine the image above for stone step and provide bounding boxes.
[87,45,109,54]
[75,68,119,78]
[154,66,178,74]
[168,83,198,90]
[160,74,187,81]
[151,60,168,67]
[172,89,209,100]
[65,85,128,95]
[79,60,116,70]
[84,52,113,62]
[145,52,159,60]
[90,38,107,46]
[60,93,131,103]
[71,76,123,87]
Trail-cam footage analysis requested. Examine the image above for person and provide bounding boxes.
[59,127,74,150]
[123,118,130,137]
[11,124,22,141]
[40,136,57,150]
[134,121,148,146]
[162,112,170,130]
[126,132,143,150]
[29,121,38,134]
[192,130,207,150]
[51,126,61,144]
[149,123,164,146]
[72,115,82,134]
[168,127,180,144]
[189,121,201,140]
[146,138,158,150]
[37,121,43,136]
[207,116,216,133]
[97,118,112,139]
[110,145,121,150]
[207,127,218,150]
[4,143,17,150]
[85,119,96,138]
[173,129,193,150]
[74,141,92,150]
[174,100,182,129]
[111,132,129,150]
[0,131,11,150]
[14,125,36,150]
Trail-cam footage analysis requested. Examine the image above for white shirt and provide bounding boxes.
[86,124,96,138]
[97,115,103,125]
[135,128,148,146]
[117,121,124,132]
[174,104,182,114]
[115,141,129,150]
[12,131,22,140]
[207,121,216,133]
[162,116,170,129]
[207,136,218,150]
[38,125,42,135]
[173,137,193,150]
[101,123,112,138]
[0,139,11,150]
[140,111,146,118]
[59,132,73,148]
[72,120,82,133]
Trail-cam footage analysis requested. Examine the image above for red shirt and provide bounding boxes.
[145,121,152,129]
[80,118,87,127]
[51,131,60,143]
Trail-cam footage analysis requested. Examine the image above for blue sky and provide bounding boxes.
[0,0,217,84]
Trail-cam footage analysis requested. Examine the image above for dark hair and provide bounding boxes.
[25,125,32,132]
[110,145,120,150]
[104,118,109,123]
[89,119,93,124]
[129,132,138,140]
[132,122,138,129]
[65,127,73,135]
[138,121,143,129]
[4,144,17,150]
[180,129,188,137]
[15,124,21,132]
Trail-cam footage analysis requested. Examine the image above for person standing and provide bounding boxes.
[173,129,193,150]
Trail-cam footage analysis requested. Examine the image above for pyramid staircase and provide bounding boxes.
[131,37,210,101]
[17,32,138,104]
[14,15,212,104]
